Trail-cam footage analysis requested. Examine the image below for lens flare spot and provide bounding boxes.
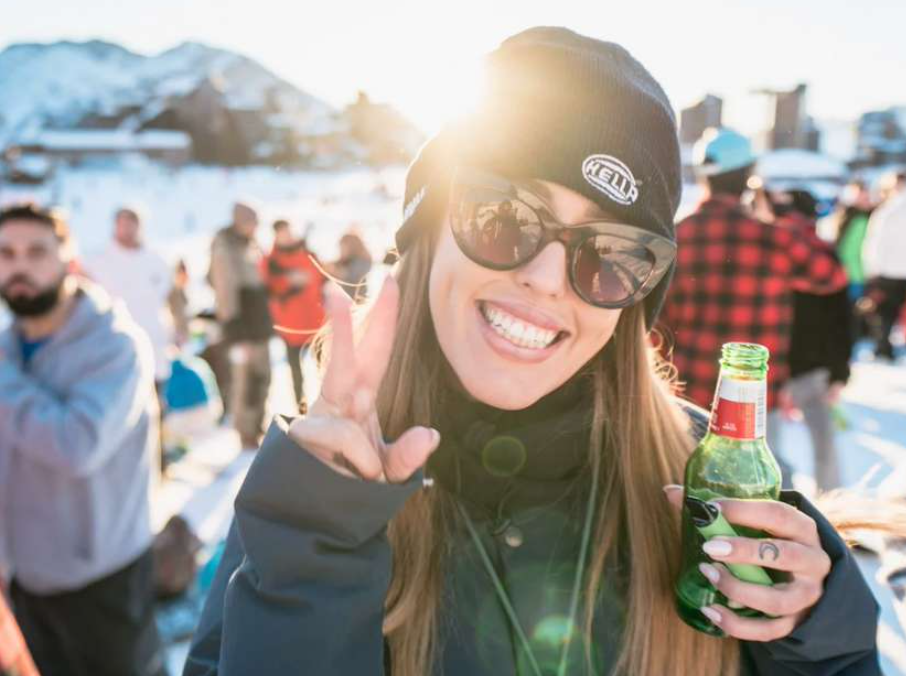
[532,614,575,649]
[481,435,526,477]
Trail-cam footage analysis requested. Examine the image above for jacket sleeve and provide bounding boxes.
[182,520,244,676]
[861,207,887,279]
[261,254,294,300]
[209,236,239,325]
[0,330,152,478]
[154,252,175,306]
[742,491,881,675]
[788,228,849,295]
[183,416,423,676]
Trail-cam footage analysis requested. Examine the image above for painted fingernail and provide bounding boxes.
[703,539,733,557]
[662,484,683,495]
[700,606,722,625]
[699,563,720,584]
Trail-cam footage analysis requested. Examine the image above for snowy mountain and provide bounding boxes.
[0,39,423,167]
[0,39,333,141]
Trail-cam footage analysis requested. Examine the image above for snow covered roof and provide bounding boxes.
[28,129,191,151]
[14,154,53,174]
[756,149,848,181]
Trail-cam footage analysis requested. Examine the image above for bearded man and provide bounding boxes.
[0,203,165,676]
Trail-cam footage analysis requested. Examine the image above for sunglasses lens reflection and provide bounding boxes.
[452,193,543,267]
[451,177,664,308]
[575,235,655,305]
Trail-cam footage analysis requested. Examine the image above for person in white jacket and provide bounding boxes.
[863,172,906,360]
[85,206,174,384]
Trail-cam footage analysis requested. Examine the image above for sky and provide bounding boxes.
[2,0,905,136]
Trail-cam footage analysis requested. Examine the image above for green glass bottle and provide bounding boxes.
[675,342,782,635]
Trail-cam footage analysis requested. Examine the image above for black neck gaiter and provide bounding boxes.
[428,373,596,520]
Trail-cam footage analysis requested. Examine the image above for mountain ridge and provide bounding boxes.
[0,38,332,141]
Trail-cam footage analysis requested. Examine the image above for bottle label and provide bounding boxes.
[710,377,766,440]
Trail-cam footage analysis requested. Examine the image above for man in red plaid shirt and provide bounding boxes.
[659,129,847,463]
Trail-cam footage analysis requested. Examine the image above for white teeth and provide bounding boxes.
[481,304,559,350]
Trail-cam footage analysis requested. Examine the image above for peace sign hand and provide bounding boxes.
[288,277,440,484]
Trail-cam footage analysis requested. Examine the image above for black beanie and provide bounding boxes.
[395,26,682,329]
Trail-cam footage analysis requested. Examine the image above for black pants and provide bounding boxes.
[11,549,167,676]
[869,277,906,358]
[284,342,308,410]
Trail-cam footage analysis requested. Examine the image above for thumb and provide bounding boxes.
[662,484,685,511]
[383,427,441,484]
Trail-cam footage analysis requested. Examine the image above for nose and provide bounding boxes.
[513,241,569,299]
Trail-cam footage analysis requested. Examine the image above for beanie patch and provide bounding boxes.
[581,154,640,206]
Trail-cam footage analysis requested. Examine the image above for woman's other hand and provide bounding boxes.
[665,486,832,642]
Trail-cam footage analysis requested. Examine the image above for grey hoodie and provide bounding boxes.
[0,282,156,594]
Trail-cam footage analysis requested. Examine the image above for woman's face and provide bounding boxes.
[429,179,623,410]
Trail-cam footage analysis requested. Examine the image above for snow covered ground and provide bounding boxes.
[762,341,906,676]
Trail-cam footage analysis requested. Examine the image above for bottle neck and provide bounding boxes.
[708,370,767,441]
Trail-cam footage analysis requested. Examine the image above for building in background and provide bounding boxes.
[853,108,906,168]
[343,92,425,166]
[754,83,821,152]
[679,94,724,182]
[11,129,192,166]
[680,94,723,146]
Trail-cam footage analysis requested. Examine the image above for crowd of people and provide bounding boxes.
[1,25,906,676]
[660,127,906,492]
[0,199,371,674]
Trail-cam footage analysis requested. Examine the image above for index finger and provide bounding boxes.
[319,283,356,406]
[715,499,820,547]
[356,276,400,393]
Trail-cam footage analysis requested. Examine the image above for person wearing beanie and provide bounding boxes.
[658,128,848,481]
[185,29,879,676]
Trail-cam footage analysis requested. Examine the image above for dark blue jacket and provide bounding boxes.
[184,416,880,675]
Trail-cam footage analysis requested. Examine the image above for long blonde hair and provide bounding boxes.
[374,230,741,676]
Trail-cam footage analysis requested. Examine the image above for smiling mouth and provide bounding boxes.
[478,301,568,351]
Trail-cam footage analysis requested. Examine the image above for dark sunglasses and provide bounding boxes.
[448,168,676,309]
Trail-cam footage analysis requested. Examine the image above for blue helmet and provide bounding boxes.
[693,127,756,177]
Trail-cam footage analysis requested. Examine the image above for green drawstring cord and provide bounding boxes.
[459,506,545,676]
[559,460,600,676]
[456,459,600,676]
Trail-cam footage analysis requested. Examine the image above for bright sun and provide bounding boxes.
[391,54,487,135]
